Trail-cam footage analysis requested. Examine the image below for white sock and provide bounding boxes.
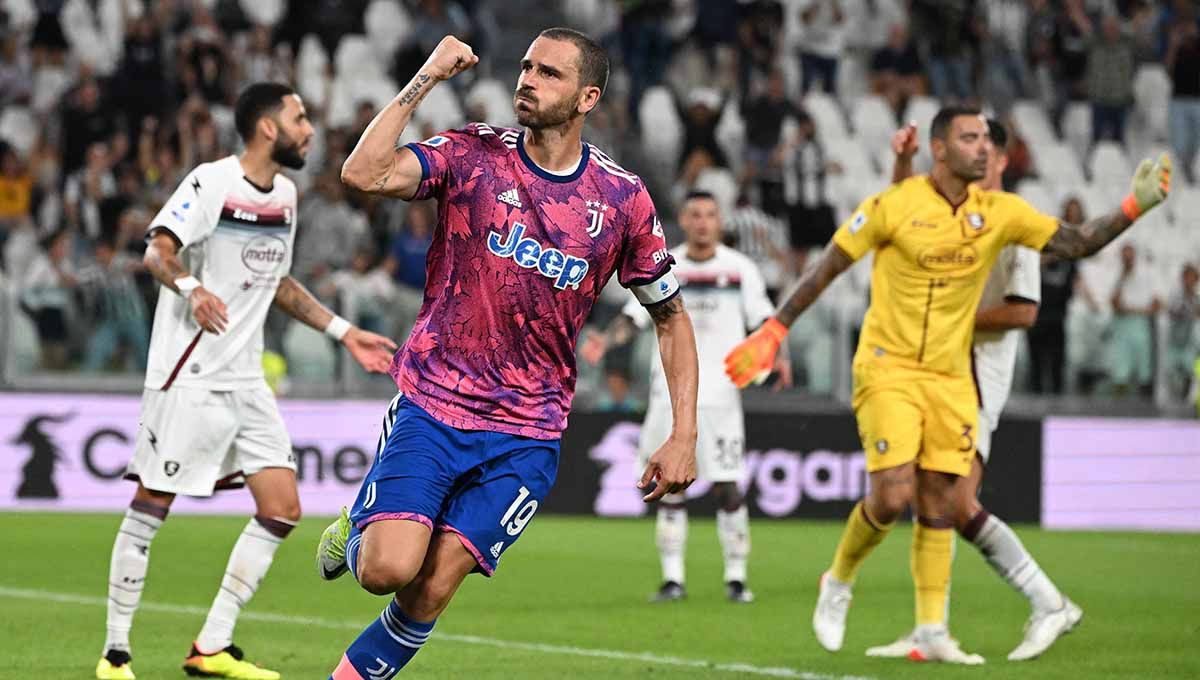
[971,514,1063,613]
[716,505,750,584]
[195,517,291,653]
[105,506,165,653]
[656,501,687,585]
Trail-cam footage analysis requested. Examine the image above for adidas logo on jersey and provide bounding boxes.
[487,222,589,290]
[497,188,522,209]
[490,541,504,558]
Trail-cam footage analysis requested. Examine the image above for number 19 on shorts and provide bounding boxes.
[501,486,539,536]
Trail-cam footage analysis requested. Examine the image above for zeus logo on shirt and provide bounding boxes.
[488,223,589,290]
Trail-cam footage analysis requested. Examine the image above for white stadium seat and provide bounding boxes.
[638,86,683,176]
[1012,100,1057,148]
[850,95,895,161]
[1016,179,1057,214]
[1133,65,1172,142]
[1088,141,1132,190]
[803,91,848,142]
[296,34,330,109]
[364,0,413,63]
[1062,103,1092,165]
[465,78,517,127]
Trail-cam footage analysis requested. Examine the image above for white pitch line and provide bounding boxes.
[0,586,877,680]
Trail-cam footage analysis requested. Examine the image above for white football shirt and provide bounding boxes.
[624,244,775,408]
[144,155,297,391]
[972,244,1040,417]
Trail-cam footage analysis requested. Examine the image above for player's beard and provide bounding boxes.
[514,89,579,130]
[270,129,307,170]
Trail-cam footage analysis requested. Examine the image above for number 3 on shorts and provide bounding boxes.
[501,485,539,537]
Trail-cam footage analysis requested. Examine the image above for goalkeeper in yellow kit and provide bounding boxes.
[724,106,1171,663]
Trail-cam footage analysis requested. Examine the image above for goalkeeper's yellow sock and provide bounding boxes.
[830,501,894,584]
[912,519,955,626]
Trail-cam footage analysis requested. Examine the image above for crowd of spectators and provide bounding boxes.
[0,0,1197,407]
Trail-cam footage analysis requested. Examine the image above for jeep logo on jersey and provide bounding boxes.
[241,235,288,274]
[487,223,589,290]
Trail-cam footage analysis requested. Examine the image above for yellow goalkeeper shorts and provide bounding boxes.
[851,354,978,477]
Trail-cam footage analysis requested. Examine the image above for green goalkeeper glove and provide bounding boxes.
[1121,153,1171,221]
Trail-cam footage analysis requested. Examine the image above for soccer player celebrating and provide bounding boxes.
[581,190,788,604]
[724,107,1170,663]
[96,83,398,680]
[862,120,1081,661]
[317,30,699,678]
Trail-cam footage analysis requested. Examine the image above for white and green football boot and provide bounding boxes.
[316,507,352,581]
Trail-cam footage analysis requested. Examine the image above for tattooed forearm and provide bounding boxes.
[397,73,431,106]
[775,242,854,327]
[1043,211,1133,259]
[273,276,335,331]
[143,231,189,292]
[649,296,685,325]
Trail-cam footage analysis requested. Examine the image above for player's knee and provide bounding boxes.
[407,575,457,617]
[713,482,743,512]
[358,555,420,597]
[868,492,909,523]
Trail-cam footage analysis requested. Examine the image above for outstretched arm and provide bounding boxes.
[273,276,398,373]
[639,297,699,502]
[341,36,478,197]
[724,242,853,388]
[1043,154,1171,259]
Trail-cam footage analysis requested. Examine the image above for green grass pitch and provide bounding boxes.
[1,512,1197,679]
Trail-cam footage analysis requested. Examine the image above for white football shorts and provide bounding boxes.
[638,400,745,483]
[125,385,295,496]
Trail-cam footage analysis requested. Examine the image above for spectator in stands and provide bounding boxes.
[383,200,436,293]
[180,7,234,106]
[0,32,33,108]
[0,143,34,232]
[794,0,846,94]
[1166,263,1199,399]
[725,193,791,299]
[79,233,148,372]
[982,0,1030,116]
[63,141,116,239]
[20,230,76,369]
[870,22,923,116]
[1109,243,1161,396]
[621,0,674,123]
[783,111,838,251]
[741,70,798,213]
[60,78,123,176]
[1052,0,1092,132]
[737,0,785,100]
[1082,12,1136,143]
[596,368,642,413]
[840,0,904,101]
[294,170,370,294]
[114,14,168,139]
[1164,2,1200,182]
[911,0,977,103]
[678,87,728,173]
[319,247,397,337]
[1025,0,1060,118]
[1029,198,1094,394]
[236,24,293,94]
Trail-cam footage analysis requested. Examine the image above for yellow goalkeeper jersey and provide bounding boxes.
[832,176,1059,377]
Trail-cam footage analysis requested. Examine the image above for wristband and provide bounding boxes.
[324,315,352,341]
[175,275,201,297]
[1120,194,1141,222]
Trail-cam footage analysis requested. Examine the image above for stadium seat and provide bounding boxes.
[850,95,896,162]
[803,91,848,142]
[1132,65,1171,142]
[1062,103,1092,165]
[334,35,382,78]
[0,106,38,157]
[638,86,683,179]
[239,0,284,26]
[365,0,413,64]
[283,322,336,381]
[902,96,940,139]
[296,34,330,109]
[465,78,517,127]
[1016,178,1057,215]
[1034,142,1087,194]
[327,72,401,129]
[715,102,746,175]
[1011,100,1057,148]
[1087,142,1132,190]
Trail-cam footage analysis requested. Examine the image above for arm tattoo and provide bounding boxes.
[273,276,335,330]
[145,233,189,291]
[775,242,854,327]
[648,296,685,325]
[397,73,431,106]
[1043,210,1133,259]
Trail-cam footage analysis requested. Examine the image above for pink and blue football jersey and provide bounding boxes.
[393,123,678,440]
